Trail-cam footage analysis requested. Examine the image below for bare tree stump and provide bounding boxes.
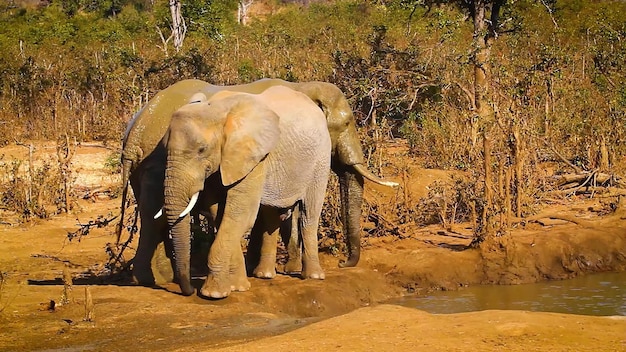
[60,265,73,305]
[84,286,94,322]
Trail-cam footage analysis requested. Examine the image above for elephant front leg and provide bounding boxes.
[200,167,264,299]
[133,177,168,286]
[230,244,251,292]
[251,207,281,279]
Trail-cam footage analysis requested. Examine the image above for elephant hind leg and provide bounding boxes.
[282,206,302,274]
[300,204,325,280]
[244,213,264,275]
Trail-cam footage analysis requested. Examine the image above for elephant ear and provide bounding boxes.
[220,97,280,186]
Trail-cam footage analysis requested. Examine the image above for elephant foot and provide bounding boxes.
[200,274,231,299]
[230,276,251,292]
[284,258,302,274]
[302,264,325,280]
[253,262,277,279]
[132,269,156,287]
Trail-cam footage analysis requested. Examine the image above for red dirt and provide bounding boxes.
[0,142,624,351]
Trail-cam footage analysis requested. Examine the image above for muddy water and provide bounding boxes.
[395,272,626,316]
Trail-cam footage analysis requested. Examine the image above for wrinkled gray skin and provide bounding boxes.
[163,87,331,298]
[118,79,398,289]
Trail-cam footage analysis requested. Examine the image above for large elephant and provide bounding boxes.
[118,78,398,287]
[163,86,331,298]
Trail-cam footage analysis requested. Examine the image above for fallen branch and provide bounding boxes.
[542,138,583,174]
[106,207,139,274]
[554,186,626,197]
[67,214,119,242]
[515,212,595,228]
[555,171,614,186]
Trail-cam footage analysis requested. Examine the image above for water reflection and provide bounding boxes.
[396,272,626,316]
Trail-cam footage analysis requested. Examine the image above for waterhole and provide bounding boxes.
[394,272,626,316]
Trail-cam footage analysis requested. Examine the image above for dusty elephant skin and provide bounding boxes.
[162,87,332,298]
[119,78,398,290]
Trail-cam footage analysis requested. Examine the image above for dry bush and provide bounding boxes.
[414,176,481,229]
[0,157,64,220]
[0,139,77,221]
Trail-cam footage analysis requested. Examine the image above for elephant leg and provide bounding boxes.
[283,206,302,274]
[133,225,159,286]
[244,213,264,276]
[252,207,281,279]
[133,187,167,285]
[200,165,265,299]
[337,165,364,268]
[301,186,327,280]
[300,211,325,279]
[152,241,174,285]
[230,242,251,292]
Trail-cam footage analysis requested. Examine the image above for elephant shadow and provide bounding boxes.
[27,271,209,297]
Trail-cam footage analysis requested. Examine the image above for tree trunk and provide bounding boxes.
[471,0,505,243]
[169,0,186,52]
[238,0,254,25]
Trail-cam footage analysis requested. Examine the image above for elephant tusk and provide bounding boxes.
[179,192,199,218]
[352,163,399,188]
[154,208,163,219]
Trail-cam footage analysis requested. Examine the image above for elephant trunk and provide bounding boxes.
[164,161,196,296]
[337,165,364,268]
[333,126,397,268]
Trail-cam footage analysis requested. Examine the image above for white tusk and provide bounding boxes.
[352,163,400,188]
[154,208,163,219]
[379,180,400,188]
[179,192,199,218]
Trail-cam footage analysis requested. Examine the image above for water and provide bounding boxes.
[395,272,626,316]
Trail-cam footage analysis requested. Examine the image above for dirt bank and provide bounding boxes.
[0,143,625,351]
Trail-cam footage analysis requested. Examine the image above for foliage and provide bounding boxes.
[104,151,122,174]
[0,0,624,236]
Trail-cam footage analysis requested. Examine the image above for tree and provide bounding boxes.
[156,0,187,55]
[169,0,186,52]
[237,0,253,25]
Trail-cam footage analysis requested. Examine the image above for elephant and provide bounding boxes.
[162,86,332,298]
[118,78,398,288]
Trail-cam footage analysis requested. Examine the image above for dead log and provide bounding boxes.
[554,187,626,197]
[555,172,615,187]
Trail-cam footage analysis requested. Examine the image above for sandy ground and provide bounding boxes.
[0,142,625,351]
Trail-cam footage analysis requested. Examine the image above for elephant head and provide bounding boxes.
[161,92,280,296]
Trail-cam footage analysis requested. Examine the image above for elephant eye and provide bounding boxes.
[198,146,206,154]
